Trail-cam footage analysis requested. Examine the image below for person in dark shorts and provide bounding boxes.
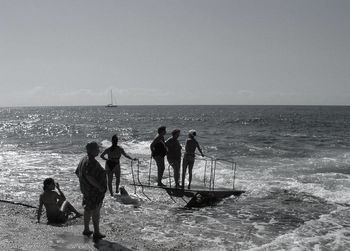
[165,129,182,187]
[182,130,204,189]
[150,126,168,186]
[37,178,82,224]
[75,142,107,240]
[100,134,137,196]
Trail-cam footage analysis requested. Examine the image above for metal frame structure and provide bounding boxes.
[128,154,244,206]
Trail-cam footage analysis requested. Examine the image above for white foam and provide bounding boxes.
[249,207,350,251]
[100,139,152,157]
[121,140,153,156]
[101,139,111,148]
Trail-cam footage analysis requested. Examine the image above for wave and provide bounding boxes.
[101,139,152,157]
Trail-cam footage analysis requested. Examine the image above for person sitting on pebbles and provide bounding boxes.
[37,178,82,224]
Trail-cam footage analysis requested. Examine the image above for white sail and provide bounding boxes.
[106,90,117,107]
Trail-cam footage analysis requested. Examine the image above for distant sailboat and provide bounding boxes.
[106,90,118,107]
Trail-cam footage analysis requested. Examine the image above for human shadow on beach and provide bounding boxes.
[94,239,132,251]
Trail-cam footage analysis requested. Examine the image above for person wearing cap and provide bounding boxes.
[150,126,168,187]
[75,142,107,240]
[165,129,182,187]
[182,130,204,189]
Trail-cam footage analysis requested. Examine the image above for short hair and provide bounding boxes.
[43,178,54,191]
[86,141,99,153]
[158,126,166,134]
[171,129,180,136]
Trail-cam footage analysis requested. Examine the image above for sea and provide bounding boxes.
[1,105,350,250]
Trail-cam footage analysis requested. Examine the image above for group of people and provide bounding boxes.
[36,127,204,240]
[37,137,135,240]
[37,141,108,240]
[151,126,204,189]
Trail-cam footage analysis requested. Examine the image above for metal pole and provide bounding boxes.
[203,159,207,187]
[137,160,142,185]
[140,159,152,201]
[148,156,152,186]
[212,158,217,191]
[130,160,137,194]
[209,158,214,190]
[168,163,172,188]
[233,162,237,190]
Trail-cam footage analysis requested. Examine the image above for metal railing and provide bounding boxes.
[128,153,238,199]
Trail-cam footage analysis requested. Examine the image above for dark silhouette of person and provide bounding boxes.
[100,135,137,196]
[75,142,107,240]
[165,129,182,187]
[182,130,204,189]
[37,178,82,224]
[150,126,167,186]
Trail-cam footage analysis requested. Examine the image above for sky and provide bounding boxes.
[0,0,349,106]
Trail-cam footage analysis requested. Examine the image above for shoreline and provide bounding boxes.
[0,201,203,251]
[0,202,133,251]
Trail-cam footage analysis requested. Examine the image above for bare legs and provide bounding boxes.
[182,156,195,189]
[83,204,105,239]
[107,171,113,196]
[61,201,82,217]
[188,163,194,189]
[107,165,121,196]
[154,156,165,186]
[84,209,93,234]
[115,165,121,193]
[168,159,181,187]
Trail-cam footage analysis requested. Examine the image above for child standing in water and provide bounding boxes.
[100,135,137,196]
[182,130,204,189]
[37,178,82,224]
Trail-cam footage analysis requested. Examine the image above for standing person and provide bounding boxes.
[165,129,182,188]
[150,126,167,187]
[100,134,137,196]
[37,178,82,224]
[75,142,107,240]
[182,130,204,190]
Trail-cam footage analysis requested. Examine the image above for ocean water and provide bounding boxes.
[1,105,350,250]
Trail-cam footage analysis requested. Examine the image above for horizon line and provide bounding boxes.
[1,104,350,108]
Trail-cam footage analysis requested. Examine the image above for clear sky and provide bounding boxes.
[1,0,349,106]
